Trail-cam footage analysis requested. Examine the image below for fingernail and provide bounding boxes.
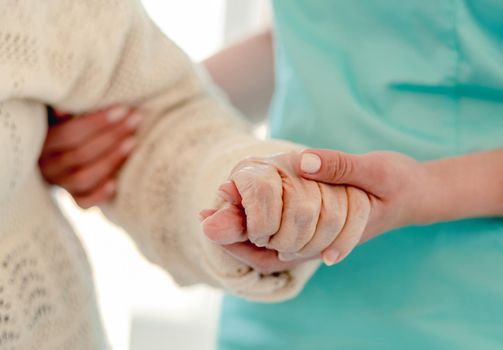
[322,250,340,266]
[107,106,129,123]
[301,153,321,174]
[120,137,136,154]
[126,112,143,130]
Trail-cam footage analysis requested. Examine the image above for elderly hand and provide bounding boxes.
[39,106,142,208]
[201,152,372,269]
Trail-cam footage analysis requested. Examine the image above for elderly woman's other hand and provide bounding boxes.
[39,106,142,209]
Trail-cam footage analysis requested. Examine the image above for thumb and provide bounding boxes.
[297,149,387,196]
[202,204,247,244]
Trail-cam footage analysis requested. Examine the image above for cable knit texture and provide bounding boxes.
[0,1,319,348]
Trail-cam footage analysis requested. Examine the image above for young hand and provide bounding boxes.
[298,149,434,239]
[39,106,142,209]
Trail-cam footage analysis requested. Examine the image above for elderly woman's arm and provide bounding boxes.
[39,29,276,208]
[1,0,319,301]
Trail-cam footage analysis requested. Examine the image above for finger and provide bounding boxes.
[218,181,242,206]
[198,209,217,221]
[52,109,73,122]
[73,180,117,209]
[267,177,321,254]
[231,162,283,247]
[40,111,142,179]
[43,106,133,153]
[298,150,387,196]
[222,241,296,275]
[280,184,348,261]
[202,205,247,244]
[56,136,136,194]
[321,187,370,266]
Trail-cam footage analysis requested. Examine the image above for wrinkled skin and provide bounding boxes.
[202,152,371,268]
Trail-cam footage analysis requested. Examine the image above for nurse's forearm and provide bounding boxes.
[203,29,275,121]
[423,148,503,223]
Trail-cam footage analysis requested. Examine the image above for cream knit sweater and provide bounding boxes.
[0,1,319,348]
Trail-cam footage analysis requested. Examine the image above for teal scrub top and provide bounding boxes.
[218,1,503,349]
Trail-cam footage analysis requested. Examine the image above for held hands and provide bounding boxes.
[201,152,372,268]
[298,149,433,237]
[202,149,432,273]
[40,106,431,275]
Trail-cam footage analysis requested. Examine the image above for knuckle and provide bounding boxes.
[230,166,252,186]
[281,204,319,251]
[324,154,341,181]
[350,190,371,220]
[253,178,271,195]
[334,154,353,182]
[240,179,273,209]
[329,207,347,234]
[243,156,262,163]
[231,159,259,175]
[293,203,318,228]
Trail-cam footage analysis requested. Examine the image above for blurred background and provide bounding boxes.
[56,1,269,349]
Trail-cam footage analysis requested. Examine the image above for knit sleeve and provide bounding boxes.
[0,0,319,301]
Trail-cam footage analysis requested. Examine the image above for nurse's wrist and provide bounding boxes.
[387,161,444,228]
[421,149,503,223]
[408,162,452,226]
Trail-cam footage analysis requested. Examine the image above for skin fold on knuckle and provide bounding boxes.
[272,202,318,253]
[236,167,282,240]
[311,187,348,254]
[295,196,320,246]
[298,227,337,259]
[338,154,355,182]
[242,182,271,232]
[333,192,369,251]
[350,188,371,222]
[268,176,319,253]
